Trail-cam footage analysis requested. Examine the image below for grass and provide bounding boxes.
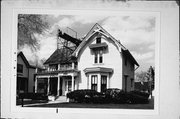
[16,99,48,105]
[23,98,154,109]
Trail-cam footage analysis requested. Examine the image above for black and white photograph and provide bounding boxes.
[1,1,179,119]
[16,14,156,109]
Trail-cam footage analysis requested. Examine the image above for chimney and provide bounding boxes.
[57,29,62,49]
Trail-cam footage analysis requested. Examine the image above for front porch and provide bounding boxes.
[35,71,79,96]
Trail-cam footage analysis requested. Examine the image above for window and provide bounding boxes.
[131,78,134,88]
[101,75,107,92]
[94,52,98,63]
[99,50,103,63]
[96,37,101,44]
[91,75,98,91]
[94,50,103,64]
[17,64,23,73]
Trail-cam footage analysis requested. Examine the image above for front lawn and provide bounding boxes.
[25,98,154,109]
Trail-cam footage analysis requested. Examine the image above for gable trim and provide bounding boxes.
[72,23,126,57]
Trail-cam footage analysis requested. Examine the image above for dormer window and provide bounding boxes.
[96,37,101,44]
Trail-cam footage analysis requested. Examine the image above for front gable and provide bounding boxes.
[72,23,126,58]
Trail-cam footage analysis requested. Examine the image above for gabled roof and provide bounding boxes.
[17,51,30,67]
[122,49,139,66]
[72,23,126,57]
[17,51,36,69]
[72,23,139,66]
[44,47,76,65]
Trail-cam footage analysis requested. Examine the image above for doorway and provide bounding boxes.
[49,77,58,95]
[64,80,72,95]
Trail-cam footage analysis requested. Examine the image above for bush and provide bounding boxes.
[102,88,127,104]
[126,91,149,104]
[67,89,103,103]
[19,93,48,100]
[67,89,150,104]
[130,90,150,98]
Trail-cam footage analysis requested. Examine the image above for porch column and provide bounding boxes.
[72,62,75,69]
[89,74,91,89]
[97,74,101,92]
[57,76,60,96]
[72,74,74,91]
[107,74,110,89]
[58,64,61,70]
[87,74,90,89]
[35,77,38,93]
[47,77,50,95]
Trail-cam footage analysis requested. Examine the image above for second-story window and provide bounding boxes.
[94,50,103,64]
[94,52,98,63]
[99,50,103,63]
[17,64,23,73]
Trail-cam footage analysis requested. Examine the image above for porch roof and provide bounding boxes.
[84,67,113,74]
[44,47,76,65]
[35,69,80,76]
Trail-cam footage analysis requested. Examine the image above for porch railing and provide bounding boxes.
[37,64,77,73]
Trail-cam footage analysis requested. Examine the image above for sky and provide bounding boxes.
[21,14,156,73]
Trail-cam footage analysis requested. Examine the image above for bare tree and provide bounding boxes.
[18,14,49,51]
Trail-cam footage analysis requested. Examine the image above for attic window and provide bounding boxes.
[96,37,101,44]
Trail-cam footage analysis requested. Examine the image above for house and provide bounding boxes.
[35,23,139,96]
[17,51,36,94]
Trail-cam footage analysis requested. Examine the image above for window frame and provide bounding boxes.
[94,49,103,64]
[101,75,107,92]
[17,63,23,73]
[96,37,101,44]
[91,75,98,91]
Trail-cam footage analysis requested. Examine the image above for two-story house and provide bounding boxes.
[17,51,36,94]
[35,23,139,96]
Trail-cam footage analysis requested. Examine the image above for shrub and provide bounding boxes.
[103,88,127,104]
[130,90,150,98]
[67,89,150,104]
[126,91,149,104]
[67,89,103,103]
[19,93,48,100]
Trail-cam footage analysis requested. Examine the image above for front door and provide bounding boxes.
[50,78,58,95]
[64,80,72,95]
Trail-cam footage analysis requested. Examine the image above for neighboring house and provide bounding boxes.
[35,23,139,96]
[17,51,36,94]
[134,81,149,92]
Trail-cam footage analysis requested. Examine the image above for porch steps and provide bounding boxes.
[55,96,67,103]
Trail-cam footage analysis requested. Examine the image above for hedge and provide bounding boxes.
[67,89,150,104]
[18,93,48,101]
